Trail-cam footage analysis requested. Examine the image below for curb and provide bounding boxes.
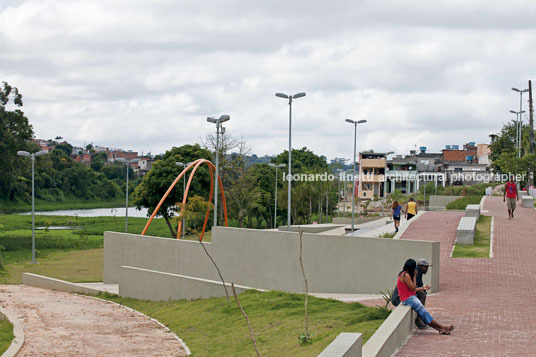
[0,306,24,357]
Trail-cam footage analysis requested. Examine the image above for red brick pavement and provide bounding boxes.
[395,196,536,356]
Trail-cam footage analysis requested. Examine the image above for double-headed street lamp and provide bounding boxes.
[345,119,367,233]
[176,161,193,238]
[17,149,49,264]
[207,114,230,227]
[512,87,529,158]
[275,92,306,231]
[116,157,139,233]
[268,163,286,228]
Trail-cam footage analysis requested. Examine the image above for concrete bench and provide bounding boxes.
[456,217,477,245]
[522,196,534,208]
[519,191,528,198]
[465,204,480,219]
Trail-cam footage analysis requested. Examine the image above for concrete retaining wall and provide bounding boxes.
[104,227,440,295]
[22,273,103,295]
[319,333,363,357]
[119,266,252,301]
[278,224,344,233]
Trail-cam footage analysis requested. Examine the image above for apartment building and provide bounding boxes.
[358,152,386,199]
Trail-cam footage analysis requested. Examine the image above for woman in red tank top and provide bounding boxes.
[397,259,454,335]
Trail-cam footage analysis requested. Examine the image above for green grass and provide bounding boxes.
[0,248,103,284]
[103,290,390,356]
[0,319,13,355]
[376,232,396,238]
[0,197,127,214]
[445,195,483,210]
[452,215,492,258]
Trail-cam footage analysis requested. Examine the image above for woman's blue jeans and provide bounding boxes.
[402,295,433,325]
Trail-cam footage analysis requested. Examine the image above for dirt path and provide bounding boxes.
[0,285,187,356]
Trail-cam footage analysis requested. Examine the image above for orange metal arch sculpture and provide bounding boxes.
[140,158,228,241]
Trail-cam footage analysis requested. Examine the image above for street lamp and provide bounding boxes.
[345,119,367,233]
[176,161,193,238]
[382,151,395,217]
[116,157,140,233]
[336,169,343,217]
[512,87,529,158]
[207,114,230,227]
[275,92,306,231]
[510,109,526,158]
[17,149,48,264]
[268,163,286,228]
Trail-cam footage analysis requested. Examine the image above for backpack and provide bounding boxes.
[391,286,400,307]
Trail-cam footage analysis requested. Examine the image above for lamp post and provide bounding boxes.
[510,109,526,158]
[207,114,230,227]
[275,92,306,231]
[17,150,48,264]
[176,162,193,238]
[512,87,529,158]
[336,169,343,217]
[345,119,367,233]
[268,163,286,228]
[382,151,394,217]
[116,157,139,233]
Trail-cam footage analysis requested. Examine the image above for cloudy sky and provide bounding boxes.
[1,0,535,161]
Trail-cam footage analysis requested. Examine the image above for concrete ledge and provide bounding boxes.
[119,266,259,301]
[318,332,362,357]
[428,195,460,209]
[362,305,415,357]
[278,224,344,233]
[522,196,534,208]
[22,273,103,295]
[0,306,25,357]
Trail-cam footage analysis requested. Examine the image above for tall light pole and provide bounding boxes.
[512,87,529,158]
[176,162,193,238]
[207,114,230,227]
[268,163,286,228]
[275,92,306,231]
[116,157,139,233]
[382,151,394,217]
[345,119,367,233]
[510,110,525,158]
[17,150,48,264]
[336,169,343,217]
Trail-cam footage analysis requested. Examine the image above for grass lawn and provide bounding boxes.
[103,290,390,356]
[0,248,103,284]
[0,319,13,355]
[452,215,492,258]
[0,197,127,214]
[445,196,482,210]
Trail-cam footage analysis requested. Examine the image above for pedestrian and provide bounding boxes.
[396,258,454,335]
[414,258,432,329]
[406,197,417,220]
[392,200,403,232]
[503,175,519,219]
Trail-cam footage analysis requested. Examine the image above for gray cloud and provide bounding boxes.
[1,0,536,161]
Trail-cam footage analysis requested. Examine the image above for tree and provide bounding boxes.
[91,152,108,172]
[0,82,36,200]
[133,144,213,237]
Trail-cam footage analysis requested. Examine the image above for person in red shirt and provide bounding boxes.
[397,258,454,335]
[503,176,519,219]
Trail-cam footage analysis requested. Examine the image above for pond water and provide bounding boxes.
[18,207,150,218]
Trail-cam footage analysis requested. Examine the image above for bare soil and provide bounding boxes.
[0,285,187,356]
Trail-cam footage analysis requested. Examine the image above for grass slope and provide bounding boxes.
[452,215,492,258]
[445,196,482,210]
[104,290,390,356]
[0,319,13,355]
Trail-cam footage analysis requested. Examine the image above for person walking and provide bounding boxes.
[503,175,519,219]
[392,200,403,232]
[406,197,417,220]
[397,258,454,335]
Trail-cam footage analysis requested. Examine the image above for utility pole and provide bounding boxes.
[529,80,534,187]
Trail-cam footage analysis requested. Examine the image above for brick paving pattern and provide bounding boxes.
[395,196,536,356]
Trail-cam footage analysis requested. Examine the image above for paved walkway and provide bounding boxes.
[396,196,536,356]
[0,285,187,356]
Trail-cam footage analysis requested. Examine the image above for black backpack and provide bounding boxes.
[391,286,400,307]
